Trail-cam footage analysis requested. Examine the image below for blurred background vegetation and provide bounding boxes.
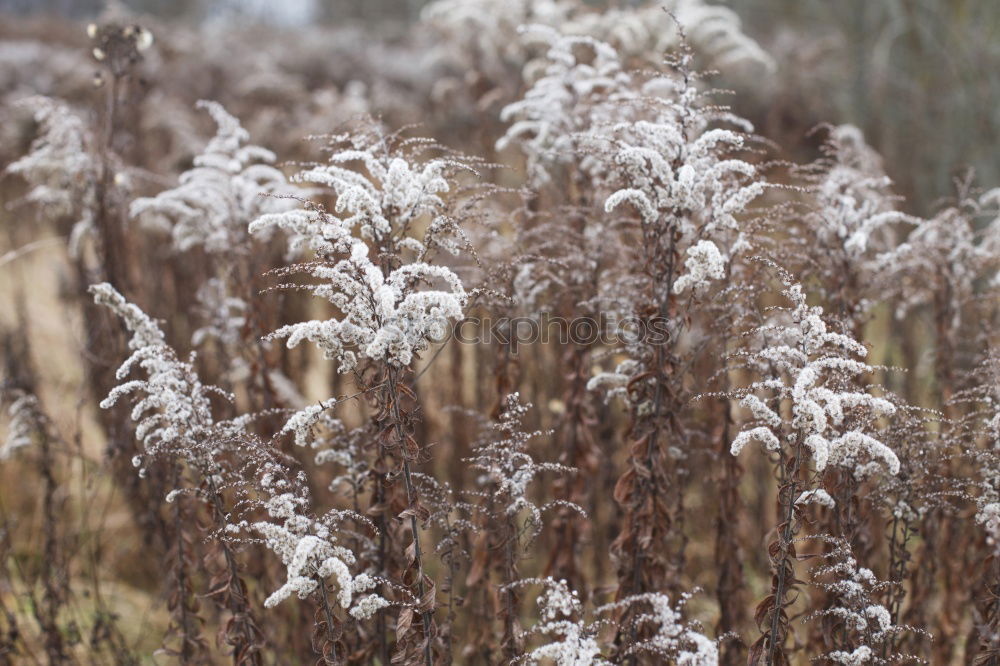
[3,0,998,214]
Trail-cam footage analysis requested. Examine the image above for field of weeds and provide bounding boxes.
[1,1,999,664]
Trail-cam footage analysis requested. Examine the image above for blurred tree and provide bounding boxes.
[737,0,1000,214]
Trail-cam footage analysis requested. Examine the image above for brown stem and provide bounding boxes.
[502,513,519,661]
[766,437,804,666]
[387,368,434,666]
[206,480,262,665]
[317,577,341,665]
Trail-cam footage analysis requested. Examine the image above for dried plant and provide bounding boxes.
[2,4,998,664]
[726,263,899,665]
